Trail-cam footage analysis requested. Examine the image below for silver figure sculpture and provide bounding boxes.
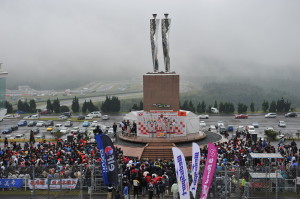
[150,14,160,72]
[161,13,171,72]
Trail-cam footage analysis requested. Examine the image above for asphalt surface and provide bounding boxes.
[1,113,300,147]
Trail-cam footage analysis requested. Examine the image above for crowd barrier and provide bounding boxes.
[0,164,299,198]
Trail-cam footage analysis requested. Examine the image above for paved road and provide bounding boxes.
[1,113,300,147]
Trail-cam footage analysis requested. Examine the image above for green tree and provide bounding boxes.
[181,100,188,110]
[269,101,277,112]
[52,98,60,113]
[200,101,206,113]
[71,96,80,113]
[214,100,218,109]
[17,100,24,112]
[219,102,224,113]
[250,102,255,112]
[284,99,291,112]
[188,100,195,112]
[23,100,30,113]
[5,101,13,113]
[262,100,269,112]
[46,99,53,113]
[82,100,88,113]
[139,101,143,110]
[29,99,36,113]
[60,105,70,112]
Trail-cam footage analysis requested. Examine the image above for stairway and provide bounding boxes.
[140,142,174,160]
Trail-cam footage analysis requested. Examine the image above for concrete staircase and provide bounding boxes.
[140,142,174,160]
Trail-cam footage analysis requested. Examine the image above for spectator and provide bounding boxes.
[171,181,179,199]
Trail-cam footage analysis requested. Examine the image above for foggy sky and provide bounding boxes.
[1,0,300,89]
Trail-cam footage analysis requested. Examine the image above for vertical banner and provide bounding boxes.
[190,142,201,198]
[172,147,190,199]
[95,134,118,186]
[200,143,218,199]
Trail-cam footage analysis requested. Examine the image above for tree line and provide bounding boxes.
[4,96,293,114]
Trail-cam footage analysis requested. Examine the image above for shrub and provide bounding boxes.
[264,130,278,140]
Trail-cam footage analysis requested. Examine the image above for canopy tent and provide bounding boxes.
[249,153,284,159]
[250,172,283,179]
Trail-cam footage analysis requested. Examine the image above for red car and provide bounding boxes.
[235,114,248,119]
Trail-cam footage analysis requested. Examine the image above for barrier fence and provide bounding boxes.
[0,164,299,198]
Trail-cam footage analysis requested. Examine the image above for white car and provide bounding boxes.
[102,115,109,120]
[36,121,45,127]
[278,121,286,127]
[91,121,98,127]
[199,121,206,127]
[265,113,277,118]
[209,125,217,132]
[107,127,114,135]
[217,121,224,127]
[199,114,209,119]
[89,111,102,118]
[266,127,274,131]
[15,134,25,138]
[4,114,20,119]
[60,127,70,134]
[85,115,94,120]
[247,125,255,134]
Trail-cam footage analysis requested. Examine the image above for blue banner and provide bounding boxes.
[0,179,23,188]
[95,134,118,186]
[95,134,109,185]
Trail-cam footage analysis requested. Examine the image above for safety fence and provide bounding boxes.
[0,164,299,198]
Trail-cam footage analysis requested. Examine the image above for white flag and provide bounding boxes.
[190,142,201,198]
[172,147,190,199]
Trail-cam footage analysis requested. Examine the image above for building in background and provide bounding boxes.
[0,64,8,121]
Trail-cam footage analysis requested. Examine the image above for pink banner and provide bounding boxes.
[200,143,218,199]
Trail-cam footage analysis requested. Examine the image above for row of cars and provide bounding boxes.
[199,112,298,119]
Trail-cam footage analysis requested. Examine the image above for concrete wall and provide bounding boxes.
[143,73,179,111]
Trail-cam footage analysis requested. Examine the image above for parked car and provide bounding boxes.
[11,125,18,131]
[58,115,68,120]
[71,127,80,134]
[15,134,25,139]
[77,115,85,120]
[46,126,54,131]
[199,121,206,128]
[28,121,37,127]
[85,115,94,120]
[102,115,109,120]
[1,127,12,134]
[91,121,98,127]
[236,126,244,134]
[219,126,227,135]
[252,122,259,128]
[265,113,277,118]
[64,121,73,127]
[217,121,224,128]
[44,120,54,127]
[278,121,286,127]
[18,120,27,126]
[62,112,72,118]
[31,127,40,135]
[82,121,90,127]
[51,128,61,134]
[208,125,217,132]
[79,127,88,134]
[89,111,102,118]
[199,114,209,119]
[265,127,274,131]
[4,114,20,119]
[107,127,114,135]
[36,121,45,127]
[285,112,297,118]
[227,125,234,132]
[55,124,63,127]
[247,125,255,133]
[235,114,248,119]
[60,127,70,134]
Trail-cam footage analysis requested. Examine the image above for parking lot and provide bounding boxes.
[0,114,125,144]
[1,113,299,145]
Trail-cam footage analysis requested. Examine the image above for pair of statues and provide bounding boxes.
[150,14,171,73]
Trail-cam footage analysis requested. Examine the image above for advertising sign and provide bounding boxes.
[28,179,78,189]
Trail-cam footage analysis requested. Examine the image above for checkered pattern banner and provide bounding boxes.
[137,111,187,137]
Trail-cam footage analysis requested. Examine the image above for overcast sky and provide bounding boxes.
[1,0,300,89]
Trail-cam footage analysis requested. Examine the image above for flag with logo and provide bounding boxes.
[190,142,201,198]
[95,134,118,186]
[172,147,190,199]
[200,143,218,199]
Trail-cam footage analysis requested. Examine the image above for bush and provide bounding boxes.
[264,130,278,140]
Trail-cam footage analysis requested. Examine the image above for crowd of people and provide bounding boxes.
[0,122,299,198]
